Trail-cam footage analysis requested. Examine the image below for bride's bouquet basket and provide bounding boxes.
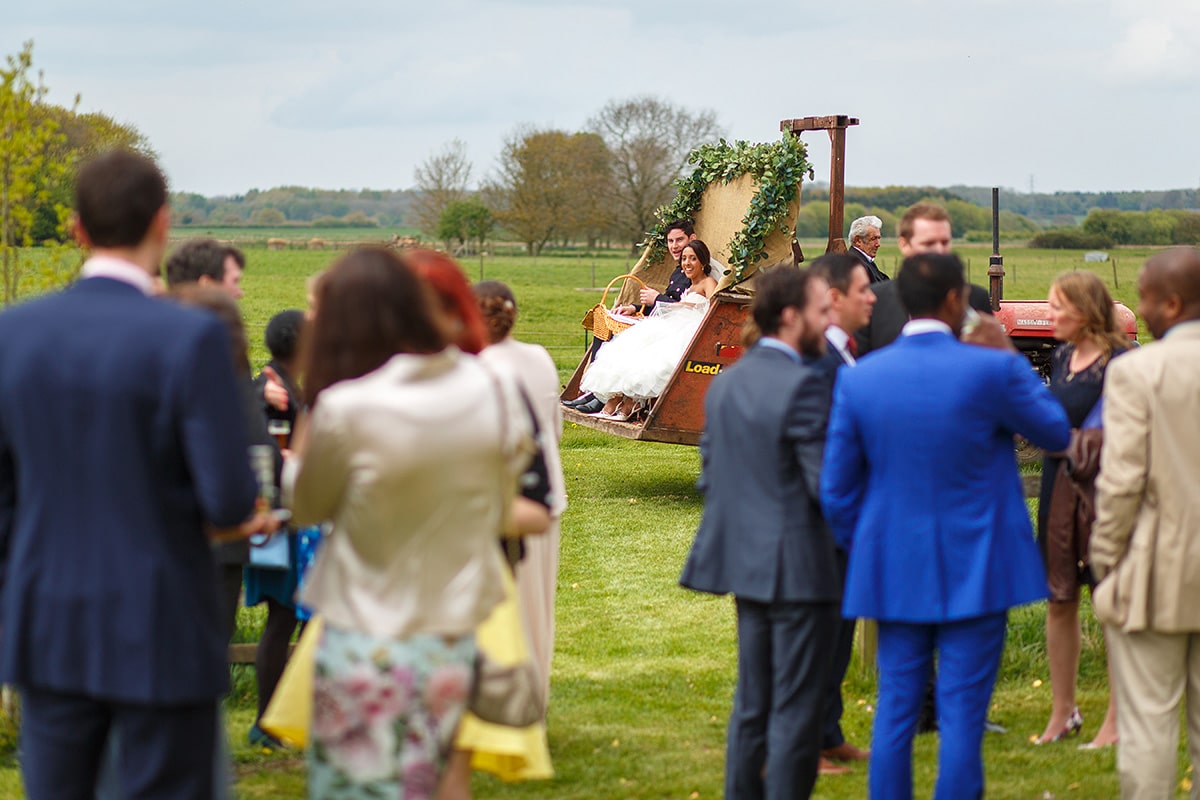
[580,273,649,342]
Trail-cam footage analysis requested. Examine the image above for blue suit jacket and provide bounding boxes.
[820,331,1070,622]
[0,277,258,705]
[680,343,840,604]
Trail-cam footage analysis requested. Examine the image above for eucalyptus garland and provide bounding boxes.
[641,136,814,282]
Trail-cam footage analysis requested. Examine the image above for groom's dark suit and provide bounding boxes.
[0,271,258,799]
[681,339,839,799]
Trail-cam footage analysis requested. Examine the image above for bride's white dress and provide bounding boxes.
[580,291,711,402]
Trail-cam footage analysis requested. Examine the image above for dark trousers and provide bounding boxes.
[726,597,837,800]
[256,598,302,720]
[870,613,1008,800]
[217,563,243,645]
[821,549,856,750]
[20,686,217,800]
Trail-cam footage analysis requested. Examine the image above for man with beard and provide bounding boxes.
[680,265,839,799]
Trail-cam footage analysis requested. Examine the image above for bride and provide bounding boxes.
[581,239,719,420]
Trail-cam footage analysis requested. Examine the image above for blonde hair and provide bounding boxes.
[1050,272,1128,361]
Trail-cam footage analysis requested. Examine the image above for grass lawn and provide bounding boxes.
[0,238,1192,797]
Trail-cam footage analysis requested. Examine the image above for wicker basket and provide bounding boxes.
[579,273,649,342]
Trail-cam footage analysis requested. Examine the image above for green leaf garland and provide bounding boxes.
[641,136,814,282]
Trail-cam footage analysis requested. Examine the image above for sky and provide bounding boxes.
[6,0,1199,198]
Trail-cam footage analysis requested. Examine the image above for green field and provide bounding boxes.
[0,239,1190,797]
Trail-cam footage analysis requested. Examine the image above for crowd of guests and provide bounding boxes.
[681,205,1200,800]
[1,149,1198,800]
[0,150,565,800]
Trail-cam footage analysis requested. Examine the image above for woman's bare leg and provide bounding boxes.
[435,749,472,800]
[1038,600,1082,742]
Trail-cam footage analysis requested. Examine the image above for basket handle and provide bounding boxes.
[600,273,650,308]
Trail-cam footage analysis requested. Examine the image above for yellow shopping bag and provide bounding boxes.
[259,615,323,749]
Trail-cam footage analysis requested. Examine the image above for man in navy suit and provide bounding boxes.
[821,253,1070,799]
[806,253,877,772]
[681,265,838,799]
[0,150,274,800]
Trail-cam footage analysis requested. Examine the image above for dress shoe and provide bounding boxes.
[248,723,284,750]
[822,742,870,762]
[574,398,604,414]
[1033,707,1083,745]
[562,392,595,408]
[818,757,851,776]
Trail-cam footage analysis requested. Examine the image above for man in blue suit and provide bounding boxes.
[0,150,273,800]
[820,252,1070,799]
[681,264,839,799]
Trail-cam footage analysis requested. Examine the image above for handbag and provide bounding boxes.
[579,273,649,341]
[248,531,290,570]
[468,568,545,728]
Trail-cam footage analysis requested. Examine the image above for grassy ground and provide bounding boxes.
[0,238,1191,796]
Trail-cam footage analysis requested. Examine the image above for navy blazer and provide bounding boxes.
[820,331,1070,623]
[0,277,258,705]
[680,343,840,604]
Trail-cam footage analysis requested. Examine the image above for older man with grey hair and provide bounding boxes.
[848,215,889,283]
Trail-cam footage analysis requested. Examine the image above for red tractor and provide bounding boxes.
[982,187,1137,379]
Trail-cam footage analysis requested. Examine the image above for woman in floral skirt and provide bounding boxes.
[285,247,534,798]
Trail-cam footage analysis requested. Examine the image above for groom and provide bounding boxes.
[680,264,840,799]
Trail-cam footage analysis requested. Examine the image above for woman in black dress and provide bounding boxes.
[1035,272,1130,748]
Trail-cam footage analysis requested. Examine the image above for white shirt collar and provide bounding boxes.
[851,246,875,264]
[901,319,953,337]
[79,255,158,295]
[824,325,856,365]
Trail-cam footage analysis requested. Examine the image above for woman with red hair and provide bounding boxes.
[406,250,488,354]
[405,251,554,798]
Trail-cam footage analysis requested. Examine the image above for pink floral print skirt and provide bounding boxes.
[308,622,476,799]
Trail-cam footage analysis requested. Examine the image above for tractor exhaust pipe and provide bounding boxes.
[987,187,1004,312]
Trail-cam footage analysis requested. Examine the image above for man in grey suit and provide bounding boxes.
[680,265,839,799]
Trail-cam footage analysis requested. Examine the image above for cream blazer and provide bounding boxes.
[286,348,532,640]
[1091,321,1200,633]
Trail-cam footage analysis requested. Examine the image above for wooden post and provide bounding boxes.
[1112,257,1119,288]
[779,115,860,254]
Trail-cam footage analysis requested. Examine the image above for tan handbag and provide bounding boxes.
[579,273,649,341]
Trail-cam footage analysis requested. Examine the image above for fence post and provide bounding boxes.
[1112,257,1118,288]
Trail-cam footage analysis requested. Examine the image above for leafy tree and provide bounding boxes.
[436,198,493,253]
[411,139,472,238]
[1,41,73,304]
[484,127,606,256]
[587,96,723,247]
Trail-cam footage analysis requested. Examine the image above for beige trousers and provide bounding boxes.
[1106,626,1200,799]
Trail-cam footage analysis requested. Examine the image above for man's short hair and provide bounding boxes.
[165,238,227,287]
[897,253,966,318]
[665,219,695,237]
[897,203,951,241]
[752,264,812,336]
[224,245,246,270]
[265,309,305,362]
[808,253,863,295]
[74,150,167,248]
[848,216,883,245]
